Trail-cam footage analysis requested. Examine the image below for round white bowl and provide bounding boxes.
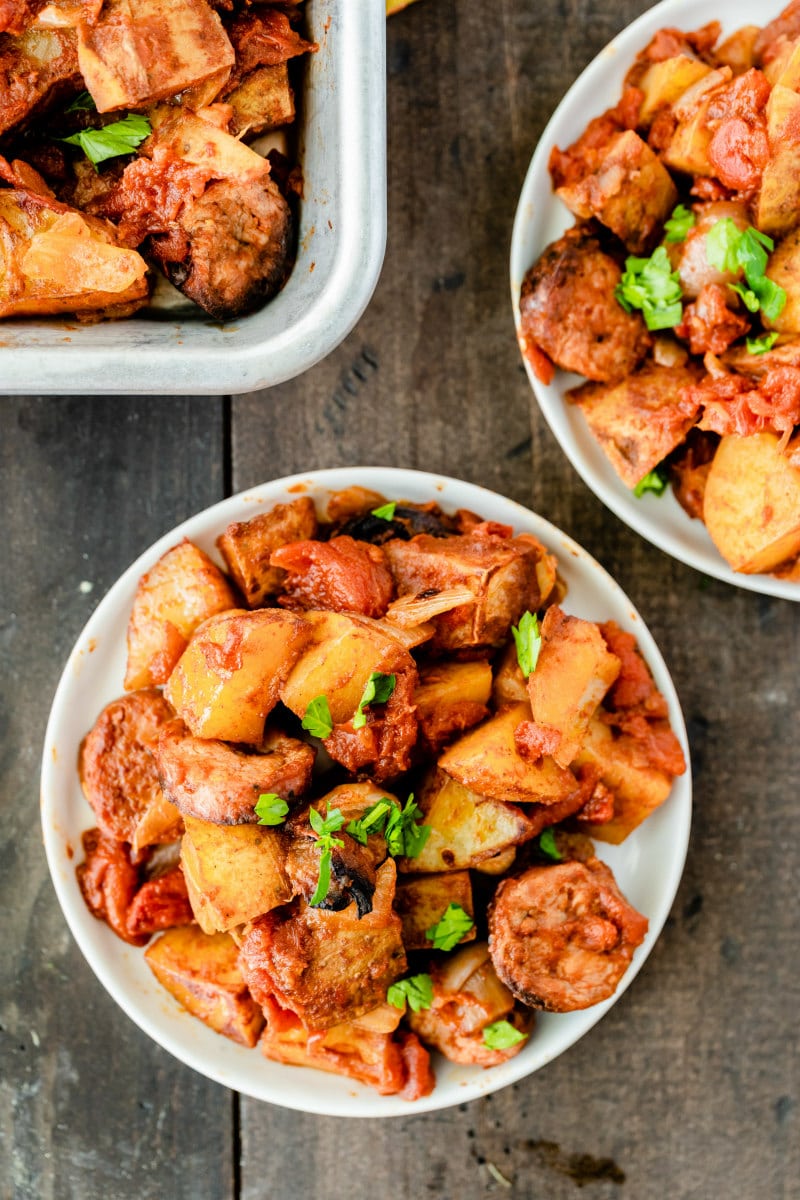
[41,467,692,1116]
[510,0,800,601]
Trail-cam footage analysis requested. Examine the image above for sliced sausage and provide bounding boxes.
[488,858,648,1012]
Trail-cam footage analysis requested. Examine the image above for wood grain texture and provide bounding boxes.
[0,397,233,1200]
[1,1,799,1198]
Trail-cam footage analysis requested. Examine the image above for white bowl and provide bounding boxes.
[41,467,692,1116]
[510,0,800,601]
[0,0,386,395]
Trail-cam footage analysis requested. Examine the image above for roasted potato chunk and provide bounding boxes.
[0,26,81,136]
[570,363,702,490]
[703,432,800,573]
[145,926,264,1047]
[227,63,295,137]
[181,814,292,933]
[164,607,312,744]
[756,84,800,237]
[394,871,475,951]
[414,660,492,753]
[438,704,578,807]
[637,55,712,126]
[124,539,236,691]
[400,770,539,874]
[556,130,678,254]
[384,528,541,652]
[216,497,318,608]
[526,606,621,768]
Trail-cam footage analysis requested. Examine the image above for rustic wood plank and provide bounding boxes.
[0,396,234,1200]
[233,3,800,1199]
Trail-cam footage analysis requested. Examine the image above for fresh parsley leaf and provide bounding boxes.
[254,793,289,826]
[345,798,393,845]
[384,794,431,858]
[60,113,151,166]
[483,1020,527,1050]
[705,219,786,322]
[663,203,695,243]
[371,501,397,521]
[66,90,96,113]
[745,331,779,355]
[632,467,669,498]
[512,610,541,678]
[614,246,683,330]
[302,694,333,739]
[308,805,345,907]
[425,902,475,951]
[538,828,562,861]
[352,672,396,730]
[386,973,433,1013]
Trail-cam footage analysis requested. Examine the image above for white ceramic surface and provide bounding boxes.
[41,467,692,1116]
[0,0,386,395]
[510,0,800,601]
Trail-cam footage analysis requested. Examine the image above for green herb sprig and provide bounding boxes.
[302,694,333,739]
[614,245,683,330]
[254,793,289,826]
[425,903,475,951]
[632,466,669,499]
[308,805,345,906]
[483,1020,527,1050]
[512,610,541,679]
[346,794,431,859]
[745,331,779,355]
[387,973,433,1013]
[704,219,786,322]
[371,501,397,521]
[538,828,562,861]
[60,112,151,166]
[352,672,396,729]
[663,203,695,243]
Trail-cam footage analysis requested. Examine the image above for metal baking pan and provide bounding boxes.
[0,0,387,396]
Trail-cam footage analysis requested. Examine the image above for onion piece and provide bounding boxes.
[386,586,476,628]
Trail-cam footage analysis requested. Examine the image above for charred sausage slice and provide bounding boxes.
[488,858,648,1012]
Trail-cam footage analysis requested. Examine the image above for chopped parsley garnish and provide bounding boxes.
[483,1020,527,1050]
[614,246,683,330]
[387,973,433,1013]
[663,203,695,243]
[352,671,396,729]
[704,219,786,322]
[60,112,151,166]
[308,805,345,907]
[254,793,289,826]
[301,694,333,739]
[66,90,96,113]
[425,902,475,951]
[538,828,562,861]
[346,794,431,858]
[633,466,669,498]
[512,610,541,678]
[371,501,397,521]
[745,331,779,355]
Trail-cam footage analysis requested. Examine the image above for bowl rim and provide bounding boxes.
[509,0,800,602]
[40,466,692,1116]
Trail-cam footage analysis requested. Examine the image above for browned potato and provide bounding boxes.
[755,85,800,237]
[761,227,800,333]
[571,714,674,843]
[703,433,800,573]
[556,130,678,254]
[165,608,312,744]
[77,0,234,112]
[492,641,529,707]
[714,25,759,73]
[438,704,577,807]
[570,363,702,490]
[400,770,538,873]
[227,63,295,137]
[181,814,292,933]
[124,539,236,691]
[414,660,492,753]
[637,55,712,126]
[662,68,732,177]
[0,191,149,320]
[526,606,620,768]
[394,871,475,951]
[216,497,318,608]
[144,926,264,1047]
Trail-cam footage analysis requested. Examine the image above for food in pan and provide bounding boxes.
[74,487,686,1099]
[518,5,800,580]
[0,1,314,321]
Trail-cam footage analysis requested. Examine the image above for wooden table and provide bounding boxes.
[2,2,798,1196]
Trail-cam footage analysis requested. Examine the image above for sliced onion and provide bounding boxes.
[438,942,492,994]
[386,586,476,628]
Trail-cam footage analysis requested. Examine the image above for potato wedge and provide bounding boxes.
[637,55,712,126]
[761,227,800,334]
[124,539,237,691]
[227,63,295,138]
[144,926,264,1047]
[394,871,475,951]
[438,704,577,807]
[526,606,620,768]
[756,85,800,237]
[414,660,492,752]
[216,496,318,608]
[165,608,312,743]
[400,770,538,873]
[571,715,674,843]
[703,433,800,573]
[181,814,292,933]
